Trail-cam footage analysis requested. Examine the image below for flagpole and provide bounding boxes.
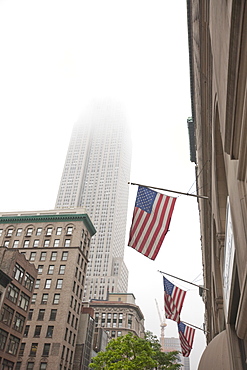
[128,182,208,200]
[181,321,209,334]
[158,270,209,291]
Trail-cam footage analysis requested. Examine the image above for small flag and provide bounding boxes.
[178,322,195,357]
[128,186,176,260]
[163,276,186,322]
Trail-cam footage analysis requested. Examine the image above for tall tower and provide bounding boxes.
[56,102,132,301]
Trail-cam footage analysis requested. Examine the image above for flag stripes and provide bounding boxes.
[178,322,195,357]
[164,277,186,322]
[128,186,176,260]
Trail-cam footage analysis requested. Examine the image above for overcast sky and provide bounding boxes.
[0,1,206,368]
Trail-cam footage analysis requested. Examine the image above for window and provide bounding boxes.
[45,279,52,289]
[23,240,30,248]
[16,228,22,236]
[26,228,33,236]
[36,228,42,235]
[23,325,30,337]
[67,227,73,235]
[24,272,34,291]
[13,263,24,283]
[18,292,30,311]
[64,239,71,248]
[64,328,68,340]
[47,265,54,275]
[56,227,62,235]
[49,309,57,321]
[46,227,53,236]
[4,240,10,247]
[53,294,60,304]
[0,304,14,326]
[44,240,50,248]
[29,252,36,261]
[27,363,34,370]
[41,293,48,305]
[56,279,63,289]
[16,362,22,370]
[27,362,34,370]
[31,293,37,304]
[0,328,8,350]
[128,314,132,329]
[61,251,68,261]
[34,325,42,337]
[59,265,66,275]
[50,251,57,261]
[38,265,44,274]
[7,229,14,237]
[42,343,50,356]
[61,345,65,359]
[0,229,2,236]
[67,311,71,324]
[19,342,26,356]
[40,252,47,261]
[117,331,122,337]
[7,284,20,304]
[35,279,40,289]
[28,309,34,320]
[13,240,19,248]
[40,363,47,370]
[6,334,20,355]
[46,326,54,338]
[33,240,39,248]
[68,330,72,344]
[37,309,45,321]
[12,312,25,332]
[30,343,38,357]
[53,239,60,247]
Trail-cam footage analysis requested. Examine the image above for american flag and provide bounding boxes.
[163,276,186,322]
[178,321,195,357]
[128,186,176,260]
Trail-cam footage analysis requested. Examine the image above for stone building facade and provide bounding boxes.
[89,293,145,352]
[187,1,247,368]
[0,248,37,370]
[0,209,96,370]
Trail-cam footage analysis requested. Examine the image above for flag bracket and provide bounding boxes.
[128,181,208,200]
[158,270,209,291]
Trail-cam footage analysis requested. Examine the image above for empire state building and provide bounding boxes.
[56,102,132,301]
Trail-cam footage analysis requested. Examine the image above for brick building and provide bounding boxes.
[0,208,96,370]
[0,248,37,370]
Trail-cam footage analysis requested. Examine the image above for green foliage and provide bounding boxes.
[89,332,182,370]
[145,331,182,370]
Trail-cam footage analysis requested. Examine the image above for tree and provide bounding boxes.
[145,331,182,370]
[89,332,182,370]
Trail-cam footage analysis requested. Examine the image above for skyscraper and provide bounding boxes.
[56,102,132,301]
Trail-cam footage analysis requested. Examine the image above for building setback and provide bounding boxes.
[0,248,37,370]
[0,209,96,370]
[55,102,132,301]
[187,1,247,369]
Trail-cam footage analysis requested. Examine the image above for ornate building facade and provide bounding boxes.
[187,1,247,369]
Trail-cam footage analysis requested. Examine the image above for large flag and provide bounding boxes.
[128,186,176,260]
[163,276,186,322]
[177,321,195,357]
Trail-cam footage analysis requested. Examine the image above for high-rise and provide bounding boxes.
[56,102,132,301]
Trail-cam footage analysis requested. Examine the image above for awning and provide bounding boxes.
[198,330,231,370]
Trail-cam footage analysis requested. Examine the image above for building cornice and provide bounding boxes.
[0,213,96,237]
